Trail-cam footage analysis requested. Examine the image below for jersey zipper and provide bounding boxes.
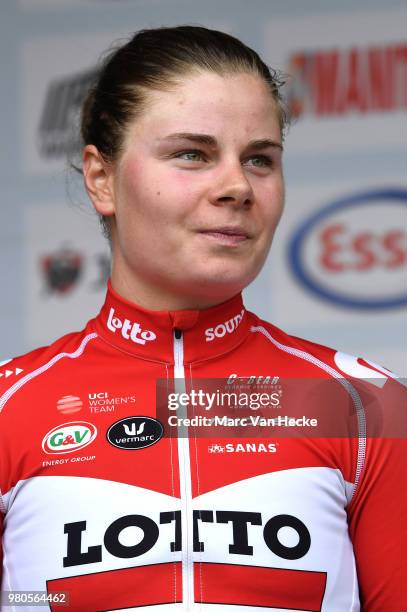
[173,328,194,610]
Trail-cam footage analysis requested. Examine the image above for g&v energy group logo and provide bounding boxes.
[288,189,407,309]
[42,422,97,454]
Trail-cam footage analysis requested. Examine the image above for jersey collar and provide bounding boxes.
[93,281,250,363]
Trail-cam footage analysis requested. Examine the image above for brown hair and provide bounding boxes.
[80,25,289,239]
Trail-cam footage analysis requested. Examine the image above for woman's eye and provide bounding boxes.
[175,150,205,162]
[245,155,273,168]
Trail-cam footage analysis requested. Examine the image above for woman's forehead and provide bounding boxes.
[128,72,281,143]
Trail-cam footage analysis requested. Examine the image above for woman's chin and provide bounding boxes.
[178,271,254,302]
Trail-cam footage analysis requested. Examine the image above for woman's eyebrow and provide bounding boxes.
[158,132,283,150]
[159,132,217,147]
[249,138,283,151]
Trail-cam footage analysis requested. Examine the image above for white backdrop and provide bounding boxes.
[1,0,406,373]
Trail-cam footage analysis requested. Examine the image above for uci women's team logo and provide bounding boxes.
[42,421,97,454]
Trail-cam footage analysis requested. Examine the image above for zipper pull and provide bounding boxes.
[174,328,182,340]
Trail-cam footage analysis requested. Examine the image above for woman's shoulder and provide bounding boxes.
[247,310,402,384]
[0,325,97,411]
[1,326,94,371]
[247,311,345,372]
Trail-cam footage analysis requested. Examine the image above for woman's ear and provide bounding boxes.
[82,145,116,217]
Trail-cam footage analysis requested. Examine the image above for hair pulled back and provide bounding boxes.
[80,25,289,239]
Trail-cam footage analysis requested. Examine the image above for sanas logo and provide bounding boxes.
[209,442,277,453]
[42,421,97,455]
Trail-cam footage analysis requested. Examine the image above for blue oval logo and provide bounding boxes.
[288,189,407,309]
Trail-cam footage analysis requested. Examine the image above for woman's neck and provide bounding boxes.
[110,265,239,312]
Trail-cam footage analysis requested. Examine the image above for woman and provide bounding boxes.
[0,26,405,611]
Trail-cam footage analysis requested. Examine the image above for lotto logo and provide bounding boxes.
[107,308,156,345]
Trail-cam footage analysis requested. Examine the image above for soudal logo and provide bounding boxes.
[287,42,407,118]
[205,309,245,342]
[209,443,277,453]
[106,416,163,450]
[289,189,407,309]
[107,308,157,345]
[38,68,96,158]
[42,421,97,455]
[41,247,83,294]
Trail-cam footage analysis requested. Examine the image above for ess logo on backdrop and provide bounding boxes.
[288,189,407,309]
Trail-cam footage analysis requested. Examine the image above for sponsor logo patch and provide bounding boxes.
[208,442,277,453]
[42,454,96,468]
[205,309,245,342]
[57,395,83,415]
[107,308,156,345]
[106,416,163,450]
[42,421,97,454]
[88,391,136,414]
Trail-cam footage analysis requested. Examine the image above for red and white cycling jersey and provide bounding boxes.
[0,282,406,611]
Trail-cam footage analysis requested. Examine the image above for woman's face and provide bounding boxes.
[88,71,285,309]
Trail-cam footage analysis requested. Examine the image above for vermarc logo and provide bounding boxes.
[107,307,156,345]
[106,416,163,450]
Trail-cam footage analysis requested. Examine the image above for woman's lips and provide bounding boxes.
[198,229,250,245]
